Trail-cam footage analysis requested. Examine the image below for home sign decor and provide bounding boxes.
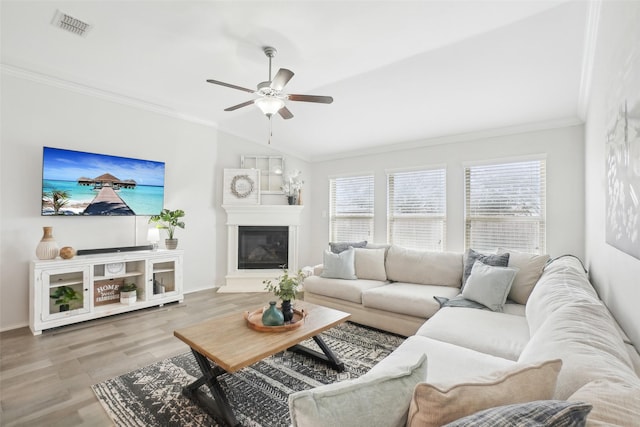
[93,278,124,306]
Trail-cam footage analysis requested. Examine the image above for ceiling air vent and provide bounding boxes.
[52,10,91,37]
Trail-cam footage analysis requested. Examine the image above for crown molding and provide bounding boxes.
[577,0,602,120]
[0,63,219,129]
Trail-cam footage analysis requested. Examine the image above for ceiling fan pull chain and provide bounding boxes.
[268,116,273,144]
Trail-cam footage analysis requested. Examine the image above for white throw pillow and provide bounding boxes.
[497,248,550,304]
[461,261,519,312]
[289,353,427,427]
[320,247,357,280]
[354,248,387,281]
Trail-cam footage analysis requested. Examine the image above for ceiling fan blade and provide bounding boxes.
[287,94,333,104]
[270,68,294,91]
[278,106,294,120]
[206,79,255,94]
[224,100,255,111]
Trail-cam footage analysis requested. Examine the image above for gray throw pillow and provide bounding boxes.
[462,249,510,289]
[329,241,367,254]
[443,400,592,427]
[461,261,518,312]
[321,247,357,279]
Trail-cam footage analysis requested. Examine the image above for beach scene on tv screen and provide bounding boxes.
[42,147,165,216]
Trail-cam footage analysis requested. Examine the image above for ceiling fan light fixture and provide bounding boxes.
[254,97,285,116]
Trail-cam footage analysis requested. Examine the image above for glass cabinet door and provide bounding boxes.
[148,258,179,298]
[42,266,90,321]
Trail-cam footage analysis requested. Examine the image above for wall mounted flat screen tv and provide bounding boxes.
[42,147,165,216]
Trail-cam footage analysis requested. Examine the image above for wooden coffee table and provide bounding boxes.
[174,301,351,427]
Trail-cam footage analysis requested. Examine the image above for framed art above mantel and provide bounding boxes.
[223,169,260,205]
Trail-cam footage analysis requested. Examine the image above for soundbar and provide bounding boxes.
[77,245,153,256]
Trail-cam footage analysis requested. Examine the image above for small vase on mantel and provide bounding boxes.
[36,226,59,260]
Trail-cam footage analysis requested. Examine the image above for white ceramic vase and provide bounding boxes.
[36,226,59,260]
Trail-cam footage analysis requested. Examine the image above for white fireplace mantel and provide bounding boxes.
[221,204,304,292]
[223,205,304,226]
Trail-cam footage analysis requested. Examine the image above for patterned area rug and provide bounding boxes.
[92,322,405,426]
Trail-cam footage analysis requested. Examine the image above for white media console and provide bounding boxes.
[29,249,183,335]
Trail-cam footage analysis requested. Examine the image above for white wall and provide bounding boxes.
[0,72,310,331]
[308,125,585,265]
[584,0,640,347]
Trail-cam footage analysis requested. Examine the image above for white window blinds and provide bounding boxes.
[464,159,546,254]
[329,175,374,242]
[387,168,446,251]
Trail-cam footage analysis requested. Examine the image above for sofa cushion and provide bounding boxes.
[321,248,357,280]
[382,335,515,386]
[502,302,526,316]
[288,350,427,427]
[416,307,529,361]
[443,400,592,427]
[354,247,387,281]
[568,378,640,426]
[329,240,367,253]
[519,303,635,399]
[365,242,391,254]
[498,248,550,304]
[303,275,388,304]
[461,261,518,312]
[462,249,510,288]
[407,359,562,427]
[525,255,599,335]
[362,283,460,318]
[385,245,462,287]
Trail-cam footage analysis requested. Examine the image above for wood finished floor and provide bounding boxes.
[0,289,272,426]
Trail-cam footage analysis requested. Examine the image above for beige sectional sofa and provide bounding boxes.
[304,244,526,336]
[291,246,640,426]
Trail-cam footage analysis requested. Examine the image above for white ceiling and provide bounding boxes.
[1,1,590,161]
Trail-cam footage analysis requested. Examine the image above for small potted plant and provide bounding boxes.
[120,283,137,305]
[281,170,304,205]
[263,268,305,322]
[149,208,185,249]
[50,286,80,312]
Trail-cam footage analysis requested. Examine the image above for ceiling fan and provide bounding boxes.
[206,46,333,120]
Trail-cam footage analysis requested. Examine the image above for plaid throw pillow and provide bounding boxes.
[443,400,592,427]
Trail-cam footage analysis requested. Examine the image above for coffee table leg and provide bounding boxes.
[288,335,345,372]
[183,349,240,427]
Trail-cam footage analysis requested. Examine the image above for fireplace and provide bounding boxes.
[222,205,304,292]
[238,226,288,269]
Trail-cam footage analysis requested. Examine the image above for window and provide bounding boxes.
[387,167,446,251]
[329,174,374,242]
[464,159,546,254]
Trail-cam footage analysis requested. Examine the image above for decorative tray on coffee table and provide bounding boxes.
[244,307,306,332]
